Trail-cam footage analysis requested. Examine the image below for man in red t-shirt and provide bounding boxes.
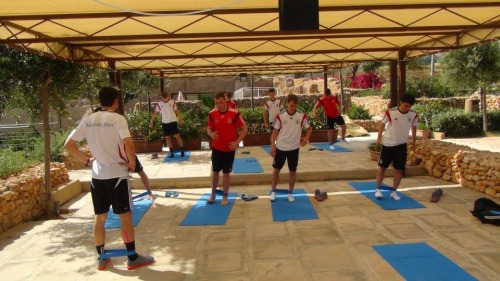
[312,88,348,150]
[207,92,248,205]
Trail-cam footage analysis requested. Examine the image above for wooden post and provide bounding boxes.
[398,50,407,102]
[389,60,398,107]
[41,71,54,219]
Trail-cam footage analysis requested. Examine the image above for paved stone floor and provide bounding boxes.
[0,135,499,281]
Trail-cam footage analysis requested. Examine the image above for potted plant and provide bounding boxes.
[368,142,382,161]
[125,109,164,153]
[417,122,431,139]
[171,110,204,151]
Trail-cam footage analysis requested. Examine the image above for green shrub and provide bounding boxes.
[346,104,371,119]
[297,101,326,130]
[368,142,382,152]
[488,111,500,131]
[432,110,484,137]
[406,77,455,98]
[239,107,267,133]
[31,130,71,162]
[0,148,37,179]
[412,100,449,130]
[356,88,383,97]
[125,109,163,141]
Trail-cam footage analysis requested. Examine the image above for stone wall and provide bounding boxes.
[0,163,69,233]
[408,139,500,198]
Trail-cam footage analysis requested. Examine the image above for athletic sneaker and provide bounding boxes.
[168,153,175,158]
[127,255,155,270]
[270,191,276,201]
[180,151,185,157]
[287,193,295,202]
[340,138,350,144]
[390,191,401,201]
[374,189,383,199]
[97,258,111,271]
[329,144,335,150]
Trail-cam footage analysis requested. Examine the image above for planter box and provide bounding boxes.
[134,139,163,153]
[306,129,338,143]
[369,149,380,162]
[418,129,431,139]
[243,133,271,146]
[172,138,202,151]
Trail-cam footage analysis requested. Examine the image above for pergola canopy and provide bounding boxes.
[1,0,499,77]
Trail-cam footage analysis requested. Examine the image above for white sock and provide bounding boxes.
[287,193,295,202]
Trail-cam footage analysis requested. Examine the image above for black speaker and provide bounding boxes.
[279,0,319,31]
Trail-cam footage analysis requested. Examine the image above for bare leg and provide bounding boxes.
[340,124,347,139]
[137,170,150,192]
[119,211,135,243]
[165,136,173,151]
[376,166,386,187]
[392,169,404,190]
[271,168,280,190]
[327,129,334,144]
[289,171,297,191]
[174,134,184,147]
[208,171,219,202]
[221,172,230,206]
[93,213,107,246]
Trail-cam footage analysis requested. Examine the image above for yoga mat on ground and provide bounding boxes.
[164,151,191,162]
[180,192,238,226]
[233,157,264,173]
[271,189,319,222]
[348,181,425,210]
[105,199,153,229]
[373,243,477,281]
[261,145,272,155]
[312,142,352,152]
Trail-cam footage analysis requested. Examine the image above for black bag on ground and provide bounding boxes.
[470,198,500,226]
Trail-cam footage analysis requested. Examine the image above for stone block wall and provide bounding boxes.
[0,163,69,233]
[408,139,500,198]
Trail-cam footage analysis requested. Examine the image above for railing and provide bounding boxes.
[233,87,280,100]
[0,123,58,150]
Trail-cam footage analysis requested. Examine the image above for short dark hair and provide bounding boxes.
[269,88,276,93]
[325,88,332,95]
[161,91,170,98]
[225,91,233,99]
[287,94,298,104]
[215,92,225,99]
[401,94,416,105]
[98,87,118,107]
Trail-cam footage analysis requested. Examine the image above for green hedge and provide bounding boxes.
[432,110,500,138]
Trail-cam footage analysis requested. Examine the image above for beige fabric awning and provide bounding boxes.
[1,0,499,77]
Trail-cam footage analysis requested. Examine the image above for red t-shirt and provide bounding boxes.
[315,95,340,118]
[227,100,237,109]
[208,107,246,152]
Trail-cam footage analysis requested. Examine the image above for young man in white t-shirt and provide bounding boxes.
[149,91,185,158]
[64,87,154,271]
[375,94,418,200]
[270,94,312,202]
[262,88,284,133]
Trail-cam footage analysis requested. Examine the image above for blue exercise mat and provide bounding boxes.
[373,243,477,281]
[261,145,272,155]
[180,192,238,226]
[105,198,153,229]
[312,142,352,152]
[348,181,425,210]
[233,157,264,173]
[271,189,319,222]
[164,151,191,162]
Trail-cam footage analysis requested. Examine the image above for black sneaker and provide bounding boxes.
[180,151,185,157]
[168,153,175,158]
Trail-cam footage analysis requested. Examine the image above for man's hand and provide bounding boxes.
[270,145,276,157]
[228,141,238,151]
[211,131,219,140]
[119,162,136,173]
[300,137,309,147]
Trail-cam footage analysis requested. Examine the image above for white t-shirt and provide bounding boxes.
[68,111,131,179]
[381,107,418,147]
[274,109,310,151]
[264,99,284,123]
[155,99,178,124]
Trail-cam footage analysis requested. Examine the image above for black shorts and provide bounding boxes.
[273,148,300,171]
[133,156,143,173]
[91,177,132,215]
[162,122,180,136]
[326,116,345,129]
[211,148,236,173]
[379,143,407,170]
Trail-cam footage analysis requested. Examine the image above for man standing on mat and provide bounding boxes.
[150,91,185,158]
[312,88,348,150]
[263,88,284,133]
[270,94,312,202]
[65,87,154,270]
[375,94,418,200]
[207,92,248,205]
